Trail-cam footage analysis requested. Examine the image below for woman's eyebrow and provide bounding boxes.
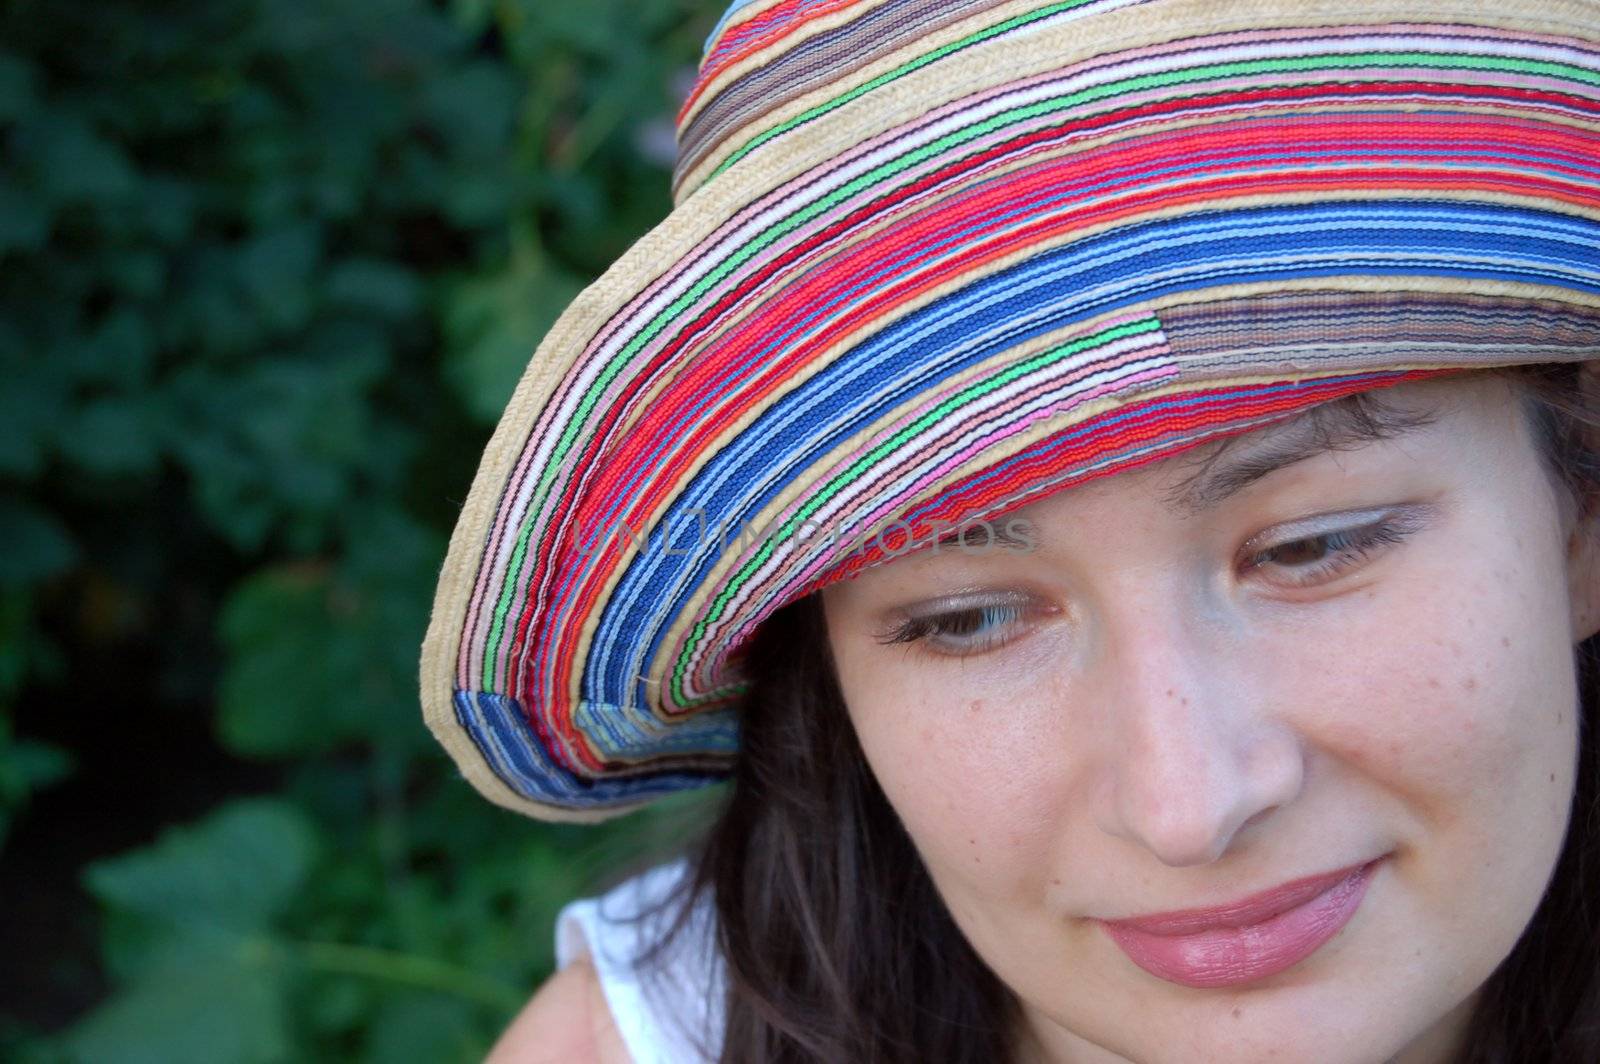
[1162,399,1441,517]
[924,397,1441,550]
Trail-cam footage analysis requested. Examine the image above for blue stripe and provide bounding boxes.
[453,690,728,804]
[702,0,770,61]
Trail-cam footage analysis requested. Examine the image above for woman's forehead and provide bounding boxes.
[819,379,1520,610]
[1028,373,1510,517]
[831,374,1520,591]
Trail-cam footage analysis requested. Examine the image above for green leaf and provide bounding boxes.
[0,51,39,124]
[442,247,584,422]
[0,496,78,586]
[83,798,318,931]
[134,175,198,247]
[216,564,345,755]
[0,586,63,702]
[235,222,323,334]
[361,993,483,1064]
[158,339,397,552]
[0,177,49,257]
[418,61,519,226]
[65,307,154,390]
[541,2,621,56]
[326,258,424,318]
[216,508,441,756]
[0,714,74,851]
[0,338,69,478]
[13,115,139,207]
[0,736,73,800]
[102,248,167,301]
[55,395,161,478]
[59,928,292,1064]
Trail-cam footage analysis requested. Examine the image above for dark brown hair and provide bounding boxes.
[636,361,1600,1063]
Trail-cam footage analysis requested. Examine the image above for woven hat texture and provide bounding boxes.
[421,0,1600,821]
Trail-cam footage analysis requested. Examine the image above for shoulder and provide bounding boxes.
[486,956,633,1064]
[491,857,724,1064]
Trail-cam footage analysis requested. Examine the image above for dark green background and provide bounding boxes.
[0,1,726,1059]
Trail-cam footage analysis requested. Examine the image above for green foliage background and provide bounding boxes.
[1,0,726,1059]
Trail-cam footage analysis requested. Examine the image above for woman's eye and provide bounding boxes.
[1242,516,1417,588]
[871,514,1423,658]
[874,599,1033,658]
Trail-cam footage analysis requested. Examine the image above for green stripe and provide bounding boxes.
[667,315,1165,705]
[701,0,1109,189]
[707,50,1600,196]
[698,29,1600,194]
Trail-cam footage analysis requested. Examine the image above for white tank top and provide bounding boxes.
[555,858,727,1064]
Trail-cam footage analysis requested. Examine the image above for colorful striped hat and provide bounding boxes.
[421,0,1600,822]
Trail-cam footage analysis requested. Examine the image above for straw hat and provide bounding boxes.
[421,0,1600,821]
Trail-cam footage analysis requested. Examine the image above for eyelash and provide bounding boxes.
[874,517,1417,658]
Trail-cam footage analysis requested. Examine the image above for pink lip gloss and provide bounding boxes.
[1096,857,1384,989]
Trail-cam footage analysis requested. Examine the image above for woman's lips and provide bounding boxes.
[1096,857,1385,989]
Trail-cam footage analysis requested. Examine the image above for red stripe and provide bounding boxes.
[682,0,864,126]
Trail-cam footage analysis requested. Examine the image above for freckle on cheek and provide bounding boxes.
[1427,676,1442,689]
[1462,675,1477,692]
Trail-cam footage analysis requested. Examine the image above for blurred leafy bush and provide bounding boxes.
[0,0,722,1059]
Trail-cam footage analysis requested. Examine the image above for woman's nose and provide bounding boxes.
[1089,595,1305,866]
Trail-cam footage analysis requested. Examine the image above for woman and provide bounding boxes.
[509,365,1600,1062]
[419,0,1600,1060]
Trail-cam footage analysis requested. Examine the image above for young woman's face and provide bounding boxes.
[821,371,1600,1064]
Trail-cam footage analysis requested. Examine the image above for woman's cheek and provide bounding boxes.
[1287,573,1552,831]
[850,663,1075,896]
